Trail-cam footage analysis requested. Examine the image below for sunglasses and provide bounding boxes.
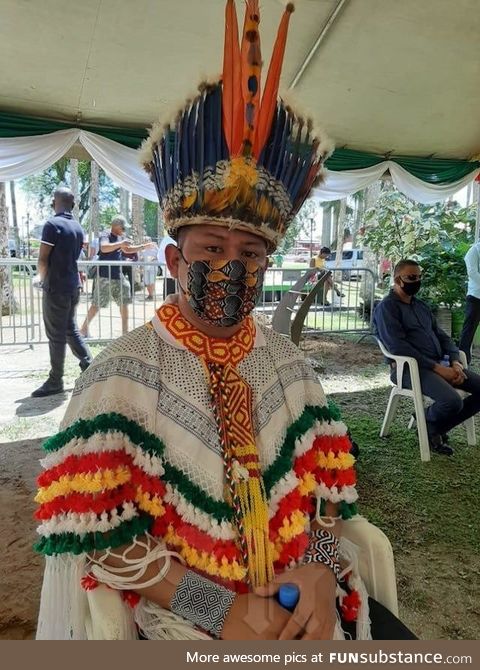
[400,273,422,281]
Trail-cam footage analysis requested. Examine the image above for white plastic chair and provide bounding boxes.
[376,338,476,462]
[85,516,399,639]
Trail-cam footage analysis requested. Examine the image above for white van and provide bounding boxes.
[324,248,364,279]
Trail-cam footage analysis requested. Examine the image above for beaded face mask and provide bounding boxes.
[179,254,264,327]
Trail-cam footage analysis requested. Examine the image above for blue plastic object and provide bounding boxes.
[277,583,300,611]
[440,355,450,367]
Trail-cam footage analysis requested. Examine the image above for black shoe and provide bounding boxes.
[429,434,454,456]
[31,382,64,398]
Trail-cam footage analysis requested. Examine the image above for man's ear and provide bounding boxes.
[165,244,181,278]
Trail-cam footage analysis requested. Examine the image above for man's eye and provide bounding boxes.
[243,251,258,258]
[206,246,222,253]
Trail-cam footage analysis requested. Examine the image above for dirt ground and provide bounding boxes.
[0,337,478,639]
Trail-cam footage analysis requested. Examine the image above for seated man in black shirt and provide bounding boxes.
[373,259,480,456]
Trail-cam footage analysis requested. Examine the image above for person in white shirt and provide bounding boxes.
[157,235,177,297]
[459,241,480,363]
[141,236,159,300]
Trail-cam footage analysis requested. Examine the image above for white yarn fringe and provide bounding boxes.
[338,536,372,640]
[89,534,180,590]
[135,600,212,640]
[36,555,89,640]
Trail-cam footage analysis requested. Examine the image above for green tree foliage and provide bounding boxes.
[144,199,159,239]
[278,199,319,255]
[21,160,119,230]
[361,189,443,265]
[360,186,476,309]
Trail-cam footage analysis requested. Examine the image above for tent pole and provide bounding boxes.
[289,0,349,90]
[475,180,480,243]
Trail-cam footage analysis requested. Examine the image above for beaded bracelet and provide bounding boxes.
[170,570,236,639]
[303,528,340,578]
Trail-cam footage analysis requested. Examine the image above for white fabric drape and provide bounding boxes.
[313,161,480,204]
[0,128,158,200]
[0,129,80,181]
[79,130,157,201]
[1,129,478,204]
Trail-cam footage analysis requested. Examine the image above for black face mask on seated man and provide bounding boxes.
[401,280,421,296]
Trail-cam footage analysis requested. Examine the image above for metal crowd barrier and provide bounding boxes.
[267,266,376,344]
[0,258,376,347]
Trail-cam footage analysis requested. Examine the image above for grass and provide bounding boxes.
[332,386,480,637]
[333,387,480,551]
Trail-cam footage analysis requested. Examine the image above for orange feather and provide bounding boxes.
[223,0,243,156]
[254,3,295,158]
[240,0,261,157]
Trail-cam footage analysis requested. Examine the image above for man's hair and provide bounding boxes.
[53,186,74,211]
[320,246,331,255]
[111,215,127,229]
[394,259,420,278]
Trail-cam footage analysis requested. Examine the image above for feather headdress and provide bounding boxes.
[140,0,333,250]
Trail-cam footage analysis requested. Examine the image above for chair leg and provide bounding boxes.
[413,395,430,462]
[380,391,400,437]
[465,417,476,446]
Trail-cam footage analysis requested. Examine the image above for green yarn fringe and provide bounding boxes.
[35,514,153,556]
[40,404,349,527]
[42,412,234,523]
[43,412,165,459]
[264,404,337,495]
[162,462,234,523]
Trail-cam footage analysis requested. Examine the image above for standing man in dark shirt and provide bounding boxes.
[32,187,92,397]
[80,215,153,336]
[373,259,480,455]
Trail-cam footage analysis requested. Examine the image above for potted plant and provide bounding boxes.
[417,240,470,337]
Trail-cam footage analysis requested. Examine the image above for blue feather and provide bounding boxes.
[204,89,216,168]
[173,118,180,186]
[180,109,190,179]
[188,100,197,178]
[196,92,206,205]
[152,148,164,199]
[212,85,222,163]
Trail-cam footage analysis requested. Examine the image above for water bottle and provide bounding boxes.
[440,355,450,367]
[277,583,300,611]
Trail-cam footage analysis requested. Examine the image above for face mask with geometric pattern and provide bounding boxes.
[178,251,264,327]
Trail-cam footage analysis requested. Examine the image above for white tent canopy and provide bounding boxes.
[0,0,479,201]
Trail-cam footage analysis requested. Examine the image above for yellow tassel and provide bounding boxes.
[235,464,274,588]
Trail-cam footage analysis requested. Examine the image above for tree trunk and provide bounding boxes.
[365,181,381,210]
[9,181,21,255]
[335,199,347,268]
[131,194,145,243]
[321,207,332,247]
[120,188,129,218]
[90,161,100,241]
[157,204,165,241]
[70,159,80,221]
[352,192,365,246]
[474,180,480,243]
[0,182,17,315]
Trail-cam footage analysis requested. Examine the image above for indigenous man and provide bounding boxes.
[35,0,414,641]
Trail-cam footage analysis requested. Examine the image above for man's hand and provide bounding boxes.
[254,563,337,640]
[120,240,133,251]
[434,363,464,386]
[451,361,467,384]
[221,592,290,640]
